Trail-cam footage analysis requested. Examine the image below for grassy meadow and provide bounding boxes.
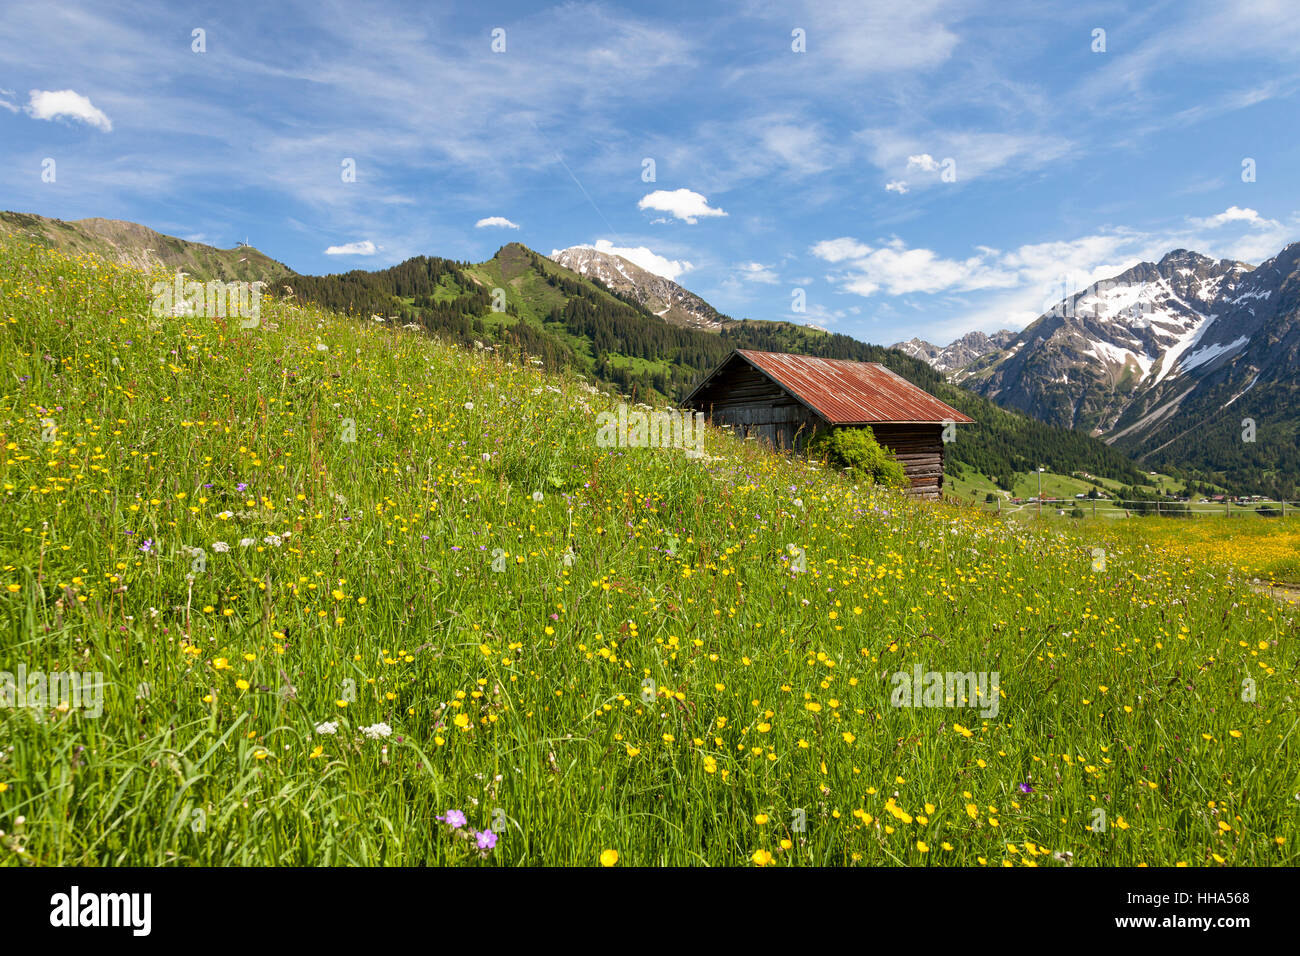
[1,238,1297,867]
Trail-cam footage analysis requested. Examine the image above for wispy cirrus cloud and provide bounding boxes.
[858,129,1073,190]
[1,0,1297,348]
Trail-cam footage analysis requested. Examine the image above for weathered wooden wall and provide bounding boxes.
[689,362,825,451]
[689,361,949,499]
[869,424,947,499]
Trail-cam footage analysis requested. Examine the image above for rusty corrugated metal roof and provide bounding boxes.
[703,350,975,425]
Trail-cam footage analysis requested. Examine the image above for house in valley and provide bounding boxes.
[684,349,974,499]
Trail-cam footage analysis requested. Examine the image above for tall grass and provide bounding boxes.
[0,239,1296,866]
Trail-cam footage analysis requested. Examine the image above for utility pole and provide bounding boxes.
[1037,467,1044,517]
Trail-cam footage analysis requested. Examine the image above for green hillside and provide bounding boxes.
[0,211,293,284]
[279,242,1149,488]
[2,235,1296,866]
[0,212,1147,489]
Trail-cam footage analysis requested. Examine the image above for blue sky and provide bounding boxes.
[3,0,1299,346]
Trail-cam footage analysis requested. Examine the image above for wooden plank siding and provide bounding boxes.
[868,424,946,500]
[687,362,825,452]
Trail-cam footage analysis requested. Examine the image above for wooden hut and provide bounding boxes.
[683,349,973,498]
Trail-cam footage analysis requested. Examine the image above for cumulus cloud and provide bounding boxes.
[25,89,112,131]
[1188,205,1276,229]
[808,237,873,264]
[812,237,1018,296]
[637,188,727,224]
[324,240,377,256]
[555,239,694,281]
[906,153,941,172]
[475,216,519,229]
[885,180,909,194]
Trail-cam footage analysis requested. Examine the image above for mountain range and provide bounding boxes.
[21,208,1296,493]
[0,210,292,283]
[893,329,1018,376]
[894,246,1300,496]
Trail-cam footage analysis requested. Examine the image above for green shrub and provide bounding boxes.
[805,426,908,488]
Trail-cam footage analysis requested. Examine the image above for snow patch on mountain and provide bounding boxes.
[548,246,725,330]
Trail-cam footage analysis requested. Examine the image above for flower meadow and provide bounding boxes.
[0,238,1297,867]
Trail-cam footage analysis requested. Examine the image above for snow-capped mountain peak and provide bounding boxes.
[548,246,725,330]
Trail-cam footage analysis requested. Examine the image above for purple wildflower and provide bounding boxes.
[475,830,498,850]
[438,809,467,829]
[1018,782,1034,794]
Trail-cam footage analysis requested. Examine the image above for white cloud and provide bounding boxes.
[885,180,909,194]
[1188,206,1277,229]
[25,89,111,131]
[906,154,940,172]
[324,240,378,256]
[813,237,1018,296]
[557,239,694,282]
[475,216,519,229]
[809,237,872,264]
[816,206,1300,339]
[637,188,727,224]
[736,261,780,284]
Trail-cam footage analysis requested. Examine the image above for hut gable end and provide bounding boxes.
[686,353,826,451]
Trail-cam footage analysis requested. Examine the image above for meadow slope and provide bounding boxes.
[0,239,1296,866]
